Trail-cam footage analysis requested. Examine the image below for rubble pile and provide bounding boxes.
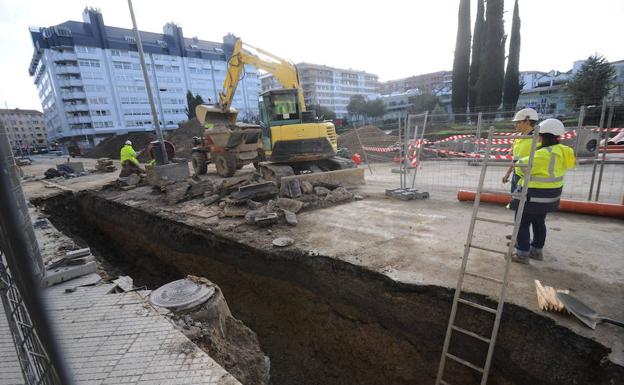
[155,172,357,228]
[44,163,90,180]
[95,158,116,173]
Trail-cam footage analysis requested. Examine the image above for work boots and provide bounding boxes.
[529,247,544,261]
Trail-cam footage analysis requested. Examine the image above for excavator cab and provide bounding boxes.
[260,89,301,126]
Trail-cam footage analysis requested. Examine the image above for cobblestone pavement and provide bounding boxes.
[0,273,240,385]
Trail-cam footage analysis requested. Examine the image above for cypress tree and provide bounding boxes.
[476,0,506,112]
[469,0,485,112]
[503,0,522,114]
[451,0,471,122]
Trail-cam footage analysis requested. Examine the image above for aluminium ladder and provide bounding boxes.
[435,126,539,385]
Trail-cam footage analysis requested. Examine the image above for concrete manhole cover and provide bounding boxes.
[149,279,215,311]
[272,237,294,247]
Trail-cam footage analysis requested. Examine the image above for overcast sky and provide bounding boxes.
[1,0,622,110]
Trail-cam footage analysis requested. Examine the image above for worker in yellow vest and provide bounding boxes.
[509,119,576,264]
[119,140,144,177]
[502,108,539,192]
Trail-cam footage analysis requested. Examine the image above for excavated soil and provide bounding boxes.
[39,192,623,385]
[85,132,155,160]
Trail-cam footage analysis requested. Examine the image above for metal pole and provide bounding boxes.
[573,106,586,159]
[127,0,168,164]
[397,116,403,188]
[475,112,483,153]
[404,115,410,186]
[0,122,71,385]
[353,122,373,175]
[595,106,614,201]
[587,99,607,200]
[411,111,428,189]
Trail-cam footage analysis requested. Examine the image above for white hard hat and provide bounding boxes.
[512,108,539,122]
[538,118,565,136]
[125,140,132,145]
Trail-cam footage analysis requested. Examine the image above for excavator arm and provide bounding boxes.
[219,38,306,112]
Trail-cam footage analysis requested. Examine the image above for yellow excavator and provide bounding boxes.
[193,36,364,186]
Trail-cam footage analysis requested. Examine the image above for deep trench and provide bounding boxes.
[38,192,622,385]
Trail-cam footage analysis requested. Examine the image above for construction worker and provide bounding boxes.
[502,108,539,192]
[119,140,144,177]
[509,118,576,264]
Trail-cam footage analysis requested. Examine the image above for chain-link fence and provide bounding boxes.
[339,107,624,204]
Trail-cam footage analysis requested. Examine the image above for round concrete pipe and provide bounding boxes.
[457,190,624,219]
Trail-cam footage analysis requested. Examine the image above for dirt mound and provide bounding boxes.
[85,132,155,160]
[338,126,398,162]
[166,119,204,160]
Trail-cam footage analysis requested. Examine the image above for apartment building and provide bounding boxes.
[379,71,452,95]
[29,8,260,145]
[0,109,48,152]
[262,63,379,118]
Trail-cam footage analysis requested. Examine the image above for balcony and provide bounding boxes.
[57,78,83,87]
[53,52,77,63]
[60,91,87,100]
[67,116,92,124]
[56,65,80,75]
[64,103,89,112]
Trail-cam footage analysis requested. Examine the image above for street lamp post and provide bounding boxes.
[127,0,168,164]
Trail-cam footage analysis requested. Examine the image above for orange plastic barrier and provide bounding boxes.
[457,190,624,219]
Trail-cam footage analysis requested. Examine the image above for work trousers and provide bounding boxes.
[515,211,547,255]
[120,160,143,177]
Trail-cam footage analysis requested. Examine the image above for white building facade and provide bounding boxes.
[29,9,260,145]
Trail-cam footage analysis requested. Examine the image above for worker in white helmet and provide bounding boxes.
[509,118,576,264]
[119,139,144,177]
[502,108,540,192]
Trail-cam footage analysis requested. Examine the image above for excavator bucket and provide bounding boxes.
[195,104,238,126]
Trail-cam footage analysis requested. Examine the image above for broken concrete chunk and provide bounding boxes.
[124,173,141,186]
[229,182,278,202]
[165,182,190,205]
[222,206,248,217]
[276,197,304,214]
[314,186,331,196]
[254,212,278,227]
[300,181,314,194]
[66,248,91,259]
[272,237,294,247]
[245,209,266,225]
[188,178,215,198]
[354,194,364,201]
[324,187,354,204]
[283,210,298,226]
[183,326,202,340]
[247,200,264,210]
[280,179,302,198]
[202,194,221,206]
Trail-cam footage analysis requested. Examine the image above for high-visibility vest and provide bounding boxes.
[120,145,139,166]
[517,144,575,189]
[512,133,539,176]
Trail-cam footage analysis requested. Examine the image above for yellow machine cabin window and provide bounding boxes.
[271,94,298,120]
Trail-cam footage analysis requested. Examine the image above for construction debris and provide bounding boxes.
[385,188,430,201]
[535,280,569,312]
[279,179,302,198]
[283,210,298,226]
[229,182,279,202]
[95,158,116,172]
[272,237,294,247]
[275,197,304,214]
[324,187,354,204]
